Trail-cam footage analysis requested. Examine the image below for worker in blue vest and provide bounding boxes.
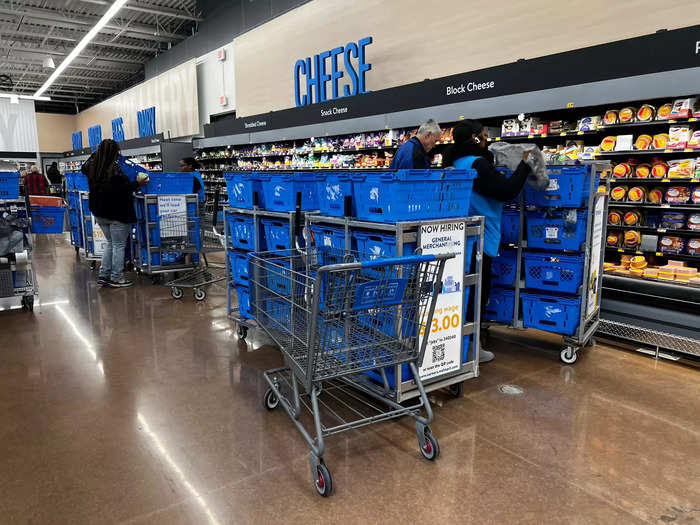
[389,119,442,169]
[442,120,531,362]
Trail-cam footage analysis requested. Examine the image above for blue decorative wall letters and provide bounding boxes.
[71,131,83,151]
[88,125,102,149]
[137,106,156,138]
[112,117,125,142]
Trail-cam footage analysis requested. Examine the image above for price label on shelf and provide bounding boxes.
[656,252,663,256]
[684,149,693,152]
[690,117,697,122]
[560,132,567,136]
[495,137,501,141]
[658,228,667,233]
[618,248,624,253]
[541,133,547,137]
[669,119,677,123]
[577,131,584,135]
[661,204,670,208]
[664,149,673,153]
[692,179,700,183]
[636,250,643,255]
[528,134,533,139]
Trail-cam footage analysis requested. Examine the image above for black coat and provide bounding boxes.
[47,166,62,185]
[82,158,139,224]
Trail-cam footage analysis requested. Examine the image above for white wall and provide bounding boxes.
[196,42,236,130]
[0,99,39,152]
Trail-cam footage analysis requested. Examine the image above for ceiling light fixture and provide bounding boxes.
[34,0,129,98]
[0,93,51,101]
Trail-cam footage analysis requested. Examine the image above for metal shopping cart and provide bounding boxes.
[252,246,453,496]
[162,206,227,301]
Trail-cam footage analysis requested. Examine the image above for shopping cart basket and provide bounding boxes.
[252,246,453,496]
[165,208,227,301]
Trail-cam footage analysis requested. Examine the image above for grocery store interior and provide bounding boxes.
[1,1,699,523]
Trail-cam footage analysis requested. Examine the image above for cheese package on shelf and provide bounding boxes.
[659,236,685,254]
[668,126,692,149]
[501,119,519,137]
[653,133,670,149]
[660,212,686,229]
[600,136,617,151]
[648,187,664,203]
[580,146,598,160]
[668,158,695,178]
[612,162,633,178]
[689,213,700,230]
[627,186,646,202]
[635,135,652,150]
[643,268,660,279]
[651,160,669,178]
[637,105,656,122]
[636,163,652,178]
[618,107,636,123]
[615,135,634,151]
[657,103,673,120]
[670,97,699,119]
[689,131,700,149]
[666,186,691,203]
[578,116,601,131]
[687,238,700,256]
[603,110,618,125]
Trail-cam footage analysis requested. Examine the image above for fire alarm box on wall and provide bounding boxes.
[217,48,226,61]
[219,96,228,107]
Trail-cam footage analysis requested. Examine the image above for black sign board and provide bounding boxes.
[205,25,700,137]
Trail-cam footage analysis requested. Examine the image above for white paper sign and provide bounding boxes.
[587,195,606,316]
[545,226,559,239]
[157,195,187,238]
[91,215,108,256]
[546,178,560,192]
[418,220,465,380]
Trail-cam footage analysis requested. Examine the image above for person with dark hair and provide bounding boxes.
[442,119,532,362]
[82,139,148,288]
[180,157,205,203]
[47,162,62,185]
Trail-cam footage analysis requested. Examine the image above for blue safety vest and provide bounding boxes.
[454,155,503,257]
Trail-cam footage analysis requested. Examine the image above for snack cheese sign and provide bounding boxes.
[294,37,372,107]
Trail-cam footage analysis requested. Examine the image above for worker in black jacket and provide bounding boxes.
[82,139,148,288]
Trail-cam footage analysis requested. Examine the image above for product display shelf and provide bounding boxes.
[607,224,698,236]
[605,247,700,262]
[225,206,304,341]
[0,197,38,312]
[305,213,484,402]
[598,149,699,157]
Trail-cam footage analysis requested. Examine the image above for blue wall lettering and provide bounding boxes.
[88,125,102,149]
[71,131,83,151]
[137,106,156,137]
[294,37,372,107]
[112,117,125,142]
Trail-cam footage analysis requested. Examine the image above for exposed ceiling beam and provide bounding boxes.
[76,0,202,22]
[13,80,113,92]
[0,61,134,81]
[0,44,147,65]
[0,5,187,42]
[0,28,161,53]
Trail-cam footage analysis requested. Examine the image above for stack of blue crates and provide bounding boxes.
[519,165,600,336]
[66,190,83,248]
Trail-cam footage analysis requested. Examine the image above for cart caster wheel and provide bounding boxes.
[22,296,34,312]
[89,261,96,270]
[124,261,134,272]
[419,428,440,461]
[74,246,80,255]
[193,288,207,301]
[263,388,279,411]
[237,325,248,340]
[448,381,464,398]
[171,287,184,300]
[560,346,578,365]
[314,462,333,497]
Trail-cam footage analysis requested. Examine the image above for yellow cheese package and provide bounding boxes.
[635,135,652,150]
[623,210,643,225]
[627,187,646,202]
[668,159,695,179]
[603,110,618,125]
[648,187,664,203]
[636,105,655,122]
[656,103,673,120]
[612,162,632,178]
[619,107,636,123]
[635,163,652,178]
[643,268,659,279]
[630,256,648,270]
[668,126,691,149]
[600,136,617,151]
[624,230,641,249]
[653,133,670,149]
[611,185,628,201]
[607,231,621,246]
[651,161,669,178]
[608,210,623,225]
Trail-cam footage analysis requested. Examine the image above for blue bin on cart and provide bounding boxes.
[316,172,354,217]
[484,287,515,323]
[0,172,20,200]
[30,206,65,234]
[235,285,252,319]
[525,165,600,208]
[227,214,256,250]
[228,251,250,286]
[522,252,585,294]
[521,292,581,336]
[501,209,520,245]
[491,249,518,286]
[261,218,291,250]
[259,172,318,211]
[224,172,261,209]
[310,225,347,249]
[142,173,193,195]
[526,210,587,251]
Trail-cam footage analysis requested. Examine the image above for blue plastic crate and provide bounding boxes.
[142,172,193,195]
[491,249,518,286]
[30,206,65,234]
[521,293,582,336]
[501,209,520,245]
[257,298,292,330]
[226,214,256,250]
[484,287,515,323]
[264,259,292,296]
[524,165,600,208]
[352,169,475,222]
[259,172,318,211]
[526,210,587,251]
[310,225,347,249]
[261,218,291,250]
[224,172,262,209]
[0,172,20,199]
[227,251,250,286]
[118,156,149,182]
[352,231,416,279]
[522,252,585,294]
[317,172,354,217]
[235,285,252,319]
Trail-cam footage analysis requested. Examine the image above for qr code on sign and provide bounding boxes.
[432,343,445,362]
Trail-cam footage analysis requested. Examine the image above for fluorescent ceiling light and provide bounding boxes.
[0,93,50,101]
[34,0,128,98]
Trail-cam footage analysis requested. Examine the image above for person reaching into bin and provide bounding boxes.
[389,119,442,169]
[82,139,148,288]
[442,120,532,363]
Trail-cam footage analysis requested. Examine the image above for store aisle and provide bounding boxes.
[1,235,698,525]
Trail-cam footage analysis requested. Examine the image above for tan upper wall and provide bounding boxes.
[234,0,700,117]
[74,59,199,143]
[36,113,75,152]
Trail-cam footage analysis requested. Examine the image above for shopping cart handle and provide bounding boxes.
[360,253,454,268]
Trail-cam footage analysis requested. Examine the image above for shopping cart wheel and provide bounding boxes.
[448,382,464,398]
[171,287,184,300]
[419,429,440,461]
[560,346,578,365]
[263,388,279,411]
[89,261,97,270]
[21,296,34,312]
[314,462,333,497]
[237,325,248,340]
[193,288,207,301]
[74,246,80,255]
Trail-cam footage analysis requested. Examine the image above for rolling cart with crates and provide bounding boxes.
[485,162,609,364]
[0,172,38,312]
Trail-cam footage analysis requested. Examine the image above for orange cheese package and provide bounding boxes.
[651,161,669,178]
[653,133,670,149]
[634,135,652,150]
[636,105,655,122]
[619,107,636,123]
[623,210,642,225]
[648,188,664,203]
[624,230,641,249]
[635,163,652,178]
[629,268,644,278]
[603,110,618,125]
[656,103,673,120]
[689,130,700,149]
[600,136,617,151]
[608,210,623,224]
[611,186,628,201]
[620,255,633,267]
[612,163,632,178]
[668,126,691,149]
[607,231,621,246]
[627,187,646,202]
[629,256,647,269]
[668,158,695,178]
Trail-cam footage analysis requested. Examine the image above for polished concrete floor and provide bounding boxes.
[1,235,699,524]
